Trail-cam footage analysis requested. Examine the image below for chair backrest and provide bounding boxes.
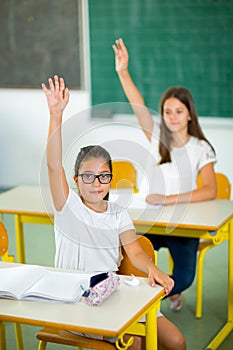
[111,161,138,192]
[197,172,231,199]
[118,235,155,277]
[0,222,8,257]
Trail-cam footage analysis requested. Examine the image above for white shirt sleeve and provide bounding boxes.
[118,208,135,234]
[198,140,217,171]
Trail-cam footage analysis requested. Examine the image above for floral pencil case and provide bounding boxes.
[82,271,120,306]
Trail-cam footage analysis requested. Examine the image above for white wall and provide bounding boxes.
[0,89,90,187]
[1,89,233,199]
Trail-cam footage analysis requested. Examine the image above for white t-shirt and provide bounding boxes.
[139,123,216,196]
[53,188,135,272]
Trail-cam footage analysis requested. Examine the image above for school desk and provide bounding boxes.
[127,201,233,350]
[0,186,52,263]
[0,262,164,350]
[0,185,233,349]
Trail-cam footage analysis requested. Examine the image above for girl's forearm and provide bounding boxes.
[130,250,155,274]
[118,70,145,106]
[46,114,63,171]
[117,70,154,140]
[165,186,217,205]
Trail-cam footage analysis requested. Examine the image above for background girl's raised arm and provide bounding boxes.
[42,75,70,211]
[112,38,154,142]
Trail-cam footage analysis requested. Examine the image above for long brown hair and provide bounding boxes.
[159,87,215,164]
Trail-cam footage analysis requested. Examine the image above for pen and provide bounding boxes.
[79,284,85,293]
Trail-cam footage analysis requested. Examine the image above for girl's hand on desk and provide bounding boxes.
[149,267,174,295]
[42,75,70,117]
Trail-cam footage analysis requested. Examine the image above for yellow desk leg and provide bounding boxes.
[0,322,6,350]
[145,305,157,350]
[14,214,25,264]
[228,219,233,323]
[14,323,24,350]
[206,218,233,350]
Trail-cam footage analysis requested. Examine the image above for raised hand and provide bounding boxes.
[42,75,70,116]
[112,38,129,73]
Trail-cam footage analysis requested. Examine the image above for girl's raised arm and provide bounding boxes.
[42,75,70,211]
[112,38,154,142]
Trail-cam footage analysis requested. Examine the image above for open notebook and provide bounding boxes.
[0,264,90,303]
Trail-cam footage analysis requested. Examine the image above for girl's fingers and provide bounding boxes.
[113,39,122,52]
[59,77,65,91]
[64,87,70,101]
[112,44,118,54]
[54,75,60,92]
[43,76,62,92]
[113,38,125,51]
[41,83,49,94]
[150,275,174,294]
[118,38,125,51]
[42,75,68,104]
[48,77,55,92]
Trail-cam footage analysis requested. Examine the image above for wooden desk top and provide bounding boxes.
[129,200,233,231]
[0,186,52,216]
[0,262,164,337]
[0,186,232,231]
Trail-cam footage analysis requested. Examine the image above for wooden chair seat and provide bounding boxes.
[36,328,116,349]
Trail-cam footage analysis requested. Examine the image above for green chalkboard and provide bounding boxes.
[0,0,83,89]
[89,0,233,118]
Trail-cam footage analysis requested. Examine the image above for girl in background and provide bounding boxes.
[113,38,217,311]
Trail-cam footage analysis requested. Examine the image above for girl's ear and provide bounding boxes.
[73,175,81,195]
[73,175,79,186]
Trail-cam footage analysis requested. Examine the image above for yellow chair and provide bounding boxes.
[197,172,231,200]
[168,172,231,318]
[0,222,24,350]
[118,235,156,276]
[111,161,138,192]
[36,330,116,350]
[36,236,158,350]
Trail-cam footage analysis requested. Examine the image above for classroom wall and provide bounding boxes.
[1,88,233,199]
[1,1,233,195]
[0,89,90,188]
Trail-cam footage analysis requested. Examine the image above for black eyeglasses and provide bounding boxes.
[78,173,112,184]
